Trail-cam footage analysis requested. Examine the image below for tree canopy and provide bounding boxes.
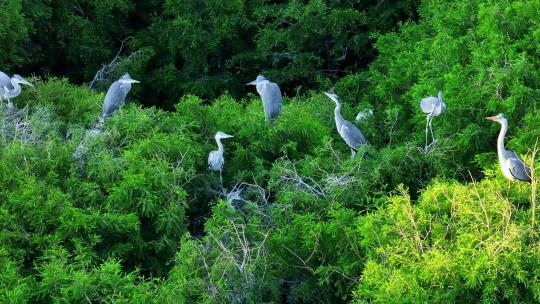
[2,0,540,303]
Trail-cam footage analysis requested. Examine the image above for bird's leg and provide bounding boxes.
[429,117,436,145]
[219,170,223,187]
[507,180,513,197]
[351,149,356,160]
[424,115,430,152]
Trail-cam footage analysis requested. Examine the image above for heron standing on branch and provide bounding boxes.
[486,114,531,183]
[246,75,282,122]
[101,73,140,121]
[324,91,368,159]
[0,71,34,105]
[208,131,234,184]
[420,91,446,152]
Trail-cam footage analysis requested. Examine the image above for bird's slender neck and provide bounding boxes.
[215,137,224,153]
[9,79,21,96]
[255,82,268,96]
[334,102,344,128]
[497,120,508,156]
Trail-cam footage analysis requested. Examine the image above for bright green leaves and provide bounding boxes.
[355,181,538,303]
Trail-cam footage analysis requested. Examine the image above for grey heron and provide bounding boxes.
[246,75,282,122]
[420,91,446,151]
[324,91,368,159]
[0,71,34,105]
[486,114,531,183]
[208,131,234,184]
[101,73,140,120]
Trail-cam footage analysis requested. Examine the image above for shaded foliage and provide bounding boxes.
[1,0,416,108]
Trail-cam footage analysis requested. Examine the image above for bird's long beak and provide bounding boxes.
[246,80,257,85]
[223,134,234,138]
[485,116,497,121]
[21,80,34,87]
[323,91,338,104]
[128,79,140,84]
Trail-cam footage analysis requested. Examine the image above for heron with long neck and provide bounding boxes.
[486,114,531,183]
[246,75,282,122]
[324,91,368,159]
[101,73,140,121]
[208,131,234,184]
[0,71,34,106]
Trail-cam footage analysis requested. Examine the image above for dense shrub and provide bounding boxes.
[3,0,540,303]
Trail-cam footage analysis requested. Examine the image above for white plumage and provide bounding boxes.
[419,91,446,151]
[208,131,234,184]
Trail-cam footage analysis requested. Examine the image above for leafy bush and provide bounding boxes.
[3,0,540,303]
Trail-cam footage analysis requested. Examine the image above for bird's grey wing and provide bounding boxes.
[419,97,438,114]
[0,71,13,90]
[116,83,132,108]
[261,83,282,119]
[432,101,446,116]
[103,81,131,116]
[506,152,532,182]
[208,151,224,171]
[341,121,367,149]
[103,81,120,116]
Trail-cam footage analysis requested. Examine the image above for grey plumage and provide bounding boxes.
[102,73,140,120]
[420,91,446,151]
[486,114,531,183]
[208,131,234,184]
[324,91,368,159]
[0,71,34,104]
[247,75,282,121]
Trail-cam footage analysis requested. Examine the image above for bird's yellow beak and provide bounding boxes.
[485,116,497,121]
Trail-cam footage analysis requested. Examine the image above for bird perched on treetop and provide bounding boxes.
[486,114,531,183]
[419,91,446,152]
[246,75,282,122]
[208,131,234,184]
[324,91,368,159]
[0,71,34,106]
[101,73,140,121]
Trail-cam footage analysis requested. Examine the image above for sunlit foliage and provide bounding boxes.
[2,0,540,303]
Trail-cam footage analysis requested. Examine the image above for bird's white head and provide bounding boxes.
[215,131,234,140]
[485,113,507,124]
[119,73,140,84]
[323,91,340,105]
[13,75,34,87]
[437,91,443,102]
[246,75,268,85]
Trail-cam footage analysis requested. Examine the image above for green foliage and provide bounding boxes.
[4,0,416,107]
[4,0,540,303]
[159,202,280,303]
[337,0,540,179]
[0,0,29,70]
[354,181,539,303]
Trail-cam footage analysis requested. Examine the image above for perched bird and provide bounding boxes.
[246,75,282,122]
[208,131,234,184]
[420,91,446,151]
[101,73,140,120]
[486,114,531,183]
[324,91,368,159]
[0,71,34,105]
